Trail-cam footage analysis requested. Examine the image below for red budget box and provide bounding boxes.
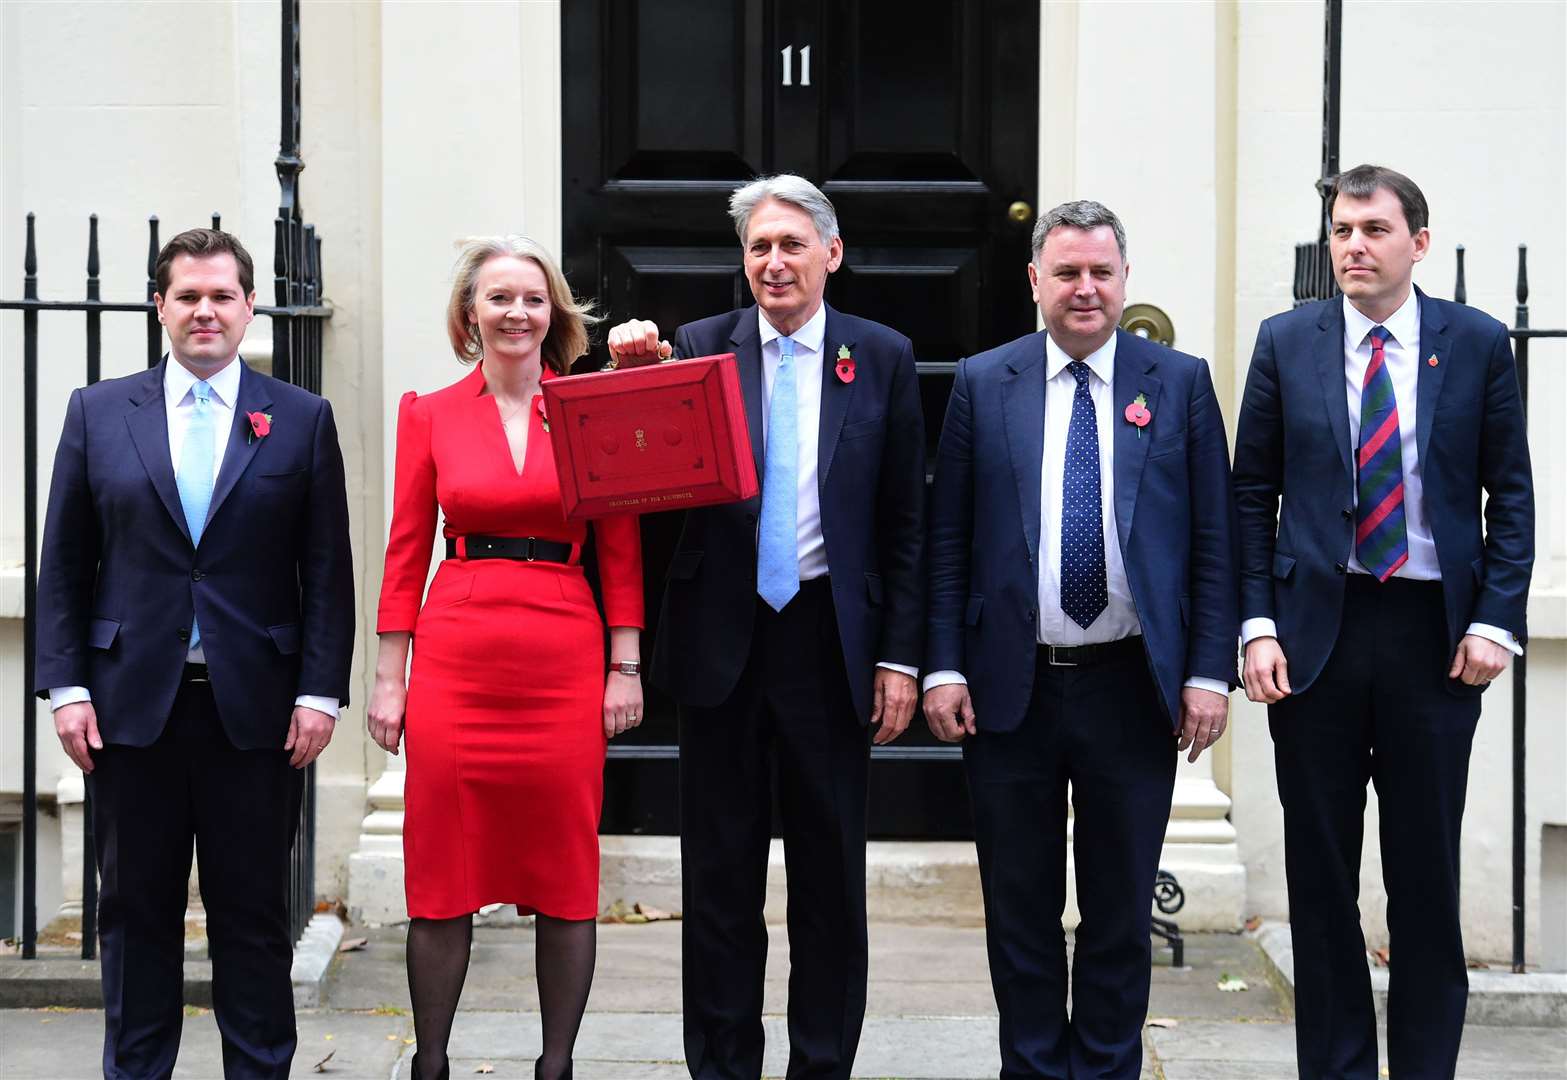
[542,353,759,520]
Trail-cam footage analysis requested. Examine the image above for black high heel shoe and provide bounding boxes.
[410,1052,450,1080]
[534,1060,572,1080]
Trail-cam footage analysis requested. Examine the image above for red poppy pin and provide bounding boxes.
[834,344,856,384]
[1123,393,1151,437]
[247,411,272,443]
[535,396,550,433]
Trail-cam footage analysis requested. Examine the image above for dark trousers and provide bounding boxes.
[678,577,871,1080]
[88,670,304,1080]
[963,644,1177,1080]
[1271,576,1480,1080]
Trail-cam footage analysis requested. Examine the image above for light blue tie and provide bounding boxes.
[176,379,215,648]
[757,335,799,612]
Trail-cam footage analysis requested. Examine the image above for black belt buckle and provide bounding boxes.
[524,537,537,562]
[183,662,211,684]
[1045,645,1077,667]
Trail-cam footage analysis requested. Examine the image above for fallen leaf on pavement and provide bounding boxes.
[1145,1017,1178,1029]
[313,1049,335,1073]
[1244,915,1263,932]
[337,937,368,953]
[1217,973,1248,992]
[634,903,679,922]
[475,1065,495,1075]
[1371,947,1390,967]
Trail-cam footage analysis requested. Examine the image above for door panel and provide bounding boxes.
[603,0,764,180]
[564,0,1039,839]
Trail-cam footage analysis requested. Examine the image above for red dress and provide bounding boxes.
[377,363,643,920]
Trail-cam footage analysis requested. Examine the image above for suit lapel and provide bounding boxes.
[729,308,766,488]
[1414,288,1450,466]
[1314,300,1353,484]
[1001,333,1047,564]
[206,362,273,529]
[1111,331,1161,551]
[125,358,192,546]
[818,305,855,486]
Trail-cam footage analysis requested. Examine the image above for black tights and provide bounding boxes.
[406,913,596,1080]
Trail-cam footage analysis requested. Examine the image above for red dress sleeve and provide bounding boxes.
[593,514,645,629]
[377,391,437,633]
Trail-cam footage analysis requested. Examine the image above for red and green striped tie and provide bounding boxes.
[1355,327,1409,581]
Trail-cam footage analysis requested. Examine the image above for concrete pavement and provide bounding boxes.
[2,921,1562,1078]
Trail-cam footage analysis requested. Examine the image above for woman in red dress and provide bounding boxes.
[367,237,643,1080]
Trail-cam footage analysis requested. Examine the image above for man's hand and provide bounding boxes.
[55,701,103,773]
[1449,633,1511,687]
[870,669,917,746]
[366,675,407,756]
[1178,686,1228,764]
[922,683,976,743]
[606,320,673,368]
[285,705,336,769]
[1242,636,1292,703]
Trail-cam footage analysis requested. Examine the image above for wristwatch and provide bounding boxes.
[609,659,641,676]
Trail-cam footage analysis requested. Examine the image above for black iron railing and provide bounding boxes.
[1456,244,1566,974]
[3,0,329,960]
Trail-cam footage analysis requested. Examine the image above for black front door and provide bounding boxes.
[563,0,1040,837]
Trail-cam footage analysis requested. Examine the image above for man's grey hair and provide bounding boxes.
[729,174,840,247]
[1030,200,1128,263]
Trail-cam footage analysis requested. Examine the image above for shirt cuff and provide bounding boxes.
[922,669,967,693]
[1465,622,1524,657]
[294,695,341,719]
[1183,676,1231,697]
[1241,618,1279,646]
[49,686,92,712]
[876,661,918,680]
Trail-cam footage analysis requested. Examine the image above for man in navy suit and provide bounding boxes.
[1234,165,1533,1080]
[35,228,355,1079]
[924,200,1238,1080]
[607,174,925,1080]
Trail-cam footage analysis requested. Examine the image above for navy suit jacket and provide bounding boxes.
[1232,289,1533,695]
[650,304,926,723]
[926,329,1239,731]
[34,359,355,749]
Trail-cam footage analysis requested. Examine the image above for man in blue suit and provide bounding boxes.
[35,228,355,1079]
[924,200,1238,1079]
[1234,165,1533,1080]
[607,174,925,1080]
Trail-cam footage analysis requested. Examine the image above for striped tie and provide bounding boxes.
[1355,327,1408,581]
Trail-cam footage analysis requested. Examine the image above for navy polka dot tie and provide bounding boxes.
[1060,361,1108,629]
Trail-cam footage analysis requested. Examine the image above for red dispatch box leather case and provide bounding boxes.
[542,353,759,520]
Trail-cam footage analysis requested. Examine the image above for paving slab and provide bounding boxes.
[1148,1018,1567,1080]
[0,1007,412,1080]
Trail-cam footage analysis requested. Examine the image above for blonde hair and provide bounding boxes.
[445,236,599,374]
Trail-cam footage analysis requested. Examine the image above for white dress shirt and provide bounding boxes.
[1240,292,1520,655]
[925,333,1229,697]
[50,356,341,718]
[757,306,916,681]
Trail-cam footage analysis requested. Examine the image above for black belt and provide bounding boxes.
[446,535,574,563]
[1038,636,1143,668]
